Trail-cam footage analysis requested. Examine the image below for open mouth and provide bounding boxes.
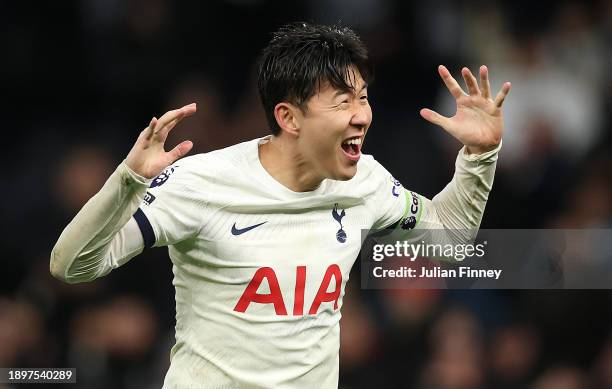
[341,137,362,161]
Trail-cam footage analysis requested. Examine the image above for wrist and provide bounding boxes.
[465,142,500,156]
[119,161,153,186]
[461,140,502,163]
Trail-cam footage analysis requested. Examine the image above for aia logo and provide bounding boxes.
[332,203,347,243]
[234,265,342,316]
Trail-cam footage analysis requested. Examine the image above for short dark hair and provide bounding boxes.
[257,22,373,135]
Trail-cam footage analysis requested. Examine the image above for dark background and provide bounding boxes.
[1,0,612,388]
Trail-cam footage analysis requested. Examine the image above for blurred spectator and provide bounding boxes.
[437,33,602,171]
[338,284,387,388]
[487,323,541,388]
[549,153,612,228]
[53,145,115,214]
[419,307,484,389]
[0,298,46,366]
[68,296,159,388]
[591,334,612,388]
[531,365,589,389]
[164,68,267,154]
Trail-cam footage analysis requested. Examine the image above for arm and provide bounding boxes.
[387,65,509,252]
[50,163,149,283]
[50,104,197,283]
[414,142,500,245]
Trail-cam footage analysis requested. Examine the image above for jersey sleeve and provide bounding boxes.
[369,143,501,251]
[368,158,426,231]
[135,157,209,248]
[50,161,151,283]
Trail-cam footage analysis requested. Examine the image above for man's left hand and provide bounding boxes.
[420,65,511,155]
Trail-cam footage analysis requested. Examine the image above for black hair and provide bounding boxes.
[257,22,373,135]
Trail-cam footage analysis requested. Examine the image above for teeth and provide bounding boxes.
[343,138,362,146]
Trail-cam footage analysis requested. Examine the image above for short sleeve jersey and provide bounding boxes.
[135,136,424,388]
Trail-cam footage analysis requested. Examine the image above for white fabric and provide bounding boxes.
[50,161,149,283]
[50,136,500,388]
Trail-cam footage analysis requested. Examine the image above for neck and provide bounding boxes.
[259,135,324,192]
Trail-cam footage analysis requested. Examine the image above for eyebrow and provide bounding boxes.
[333,83,368,98]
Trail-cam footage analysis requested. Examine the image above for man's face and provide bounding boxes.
[295,69,372,181]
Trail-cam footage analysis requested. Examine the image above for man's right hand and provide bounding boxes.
[125,103,197,178]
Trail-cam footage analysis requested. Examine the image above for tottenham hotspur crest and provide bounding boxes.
[332,203,347,243]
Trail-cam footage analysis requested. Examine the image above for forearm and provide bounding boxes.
[421,142,501,244]
[50,161,150,283]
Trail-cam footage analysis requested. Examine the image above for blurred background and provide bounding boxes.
[1,0,612,388]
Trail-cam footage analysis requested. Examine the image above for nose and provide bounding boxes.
[349,102,371,130]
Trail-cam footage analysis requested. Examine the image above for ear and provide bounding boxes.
[273,102,301,137]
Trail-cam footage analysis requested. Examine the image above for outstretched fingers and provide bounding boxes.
[162,118,180,135]
[494,82,512,108]
[144,117,158,140]
[154,110,183,135]
[461,67,480,96]
[154,103,197,138]
[420,108,451,129]
[167,140,194,164]
[438,65,466,100]
[439,64,510,107]
[479,65,491,99]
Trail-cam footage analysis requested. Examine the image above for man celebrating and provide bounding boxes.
[51,23,510,388]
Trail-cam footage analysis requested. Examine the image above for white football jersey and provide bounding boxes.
[135,136,424,388]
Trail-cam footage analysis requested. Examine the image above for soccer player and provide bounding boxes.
[50,23,510,388]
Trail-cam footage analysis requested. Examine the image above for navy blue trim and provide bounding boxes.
[133,208,155,249]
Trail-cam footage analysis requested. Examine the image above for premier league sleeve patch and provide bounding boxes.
[398,191,422,231]
[401,215,417,230]
[150,165,178,188]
